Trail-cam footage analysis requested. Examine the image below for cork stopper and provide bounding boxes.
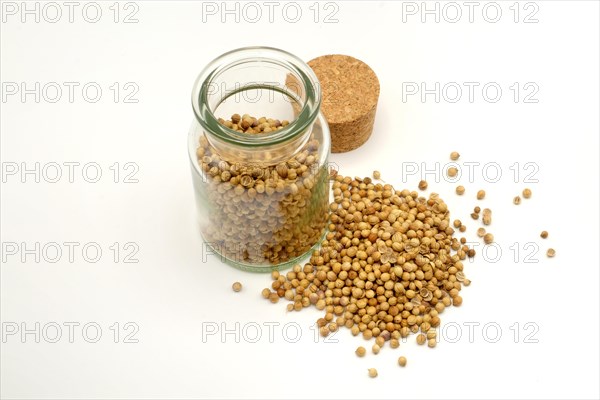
[308,54,380,153]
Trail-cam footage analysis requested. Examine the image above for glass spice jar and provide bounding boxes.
[188,47,331,272]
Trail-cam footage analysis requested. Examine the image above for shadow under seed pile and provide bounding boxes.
[264,175,473,348]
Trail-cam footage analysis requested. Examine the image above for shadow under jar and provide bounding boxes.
[188,47,331,272]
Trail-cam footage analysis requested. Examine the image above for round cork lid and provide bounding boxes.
[308,54,380,153]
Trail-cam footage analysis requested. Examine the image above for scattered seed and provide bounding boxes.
[456,185,465,195]
[482,208,492,226]
[390,339,400,348]
[269,293,279,303]
[477,190,486,200]
[470,212,479,220]
[474,206,481,213]
[513,196,521,205]
[477,228,486,237]
[232,282,242,292]
[450,151,460,161]
[373,170,381,180]
[368,368,378,378]
[418,180,428,190]
[483,233,494,244]
[453,219,462,228]
[261,288,271,299]
[398,356,407,367]
[547,248,556,257]
[540,231,548,239]
[428,338,437,348]
[372,344,381,354]
[447,167,458,177]
[416,334,426,345]
[356,346,366,357]
[523,188,532,199]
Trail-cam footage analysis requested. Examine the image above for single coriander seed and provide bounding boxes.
[540,231,548,239]
[368,368,378,378]
[261,288,271,299]
[447,167,458,177]
[477,228,486,237]
[477,190,486,200]
[523,188,532,199]
[372,344,381,354]
[483,233,494,244]
[547,248,556,257]
[268,293,279,303]
[513,196,521,205]
[416,334,426,345]
[373,171,381,180]
[356,346,366,357]
[450,151,460,161]
[232,282,242,292]
[398,356,407,367]
[456,185,465,195]
[418,180,428,191]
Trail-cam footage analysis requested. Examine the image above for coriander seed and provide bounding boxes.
[261,288,271,299]
[482,208,492,226]
[416,334,426,345]
[356,346,366,357]
[418,180,428,190]
[372,344,381,354]
[523,188,532,199]
[547,248,556,257]
[368,368,378,378]
[456,185,465,195]
[232,282,242,292]
[398,356,407,367]
[483,233,494,244]
[477,190,486,200]
[450,151,460,161]
[373,170,381,180]
[513,196,521,205]
[540,231,548,239]
[447,167,458,177]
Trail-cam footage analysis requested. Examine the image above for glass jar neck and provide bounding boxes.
[191,46,321,165]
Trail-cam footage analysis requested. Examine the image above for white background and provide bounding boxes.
[1,1,599,399]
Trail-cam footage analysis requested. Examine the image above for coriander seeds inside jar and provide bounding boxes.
[188,47,331,272]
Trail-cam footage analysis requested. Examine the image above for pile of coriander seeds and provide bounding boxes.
[196,114,329,265]
[262,173,472,351]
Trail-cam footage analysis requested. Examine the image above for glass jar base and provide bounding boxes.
[200,229,326,273]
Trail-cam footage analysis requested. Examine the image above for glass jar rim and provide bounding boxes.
[191,46,322,148]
